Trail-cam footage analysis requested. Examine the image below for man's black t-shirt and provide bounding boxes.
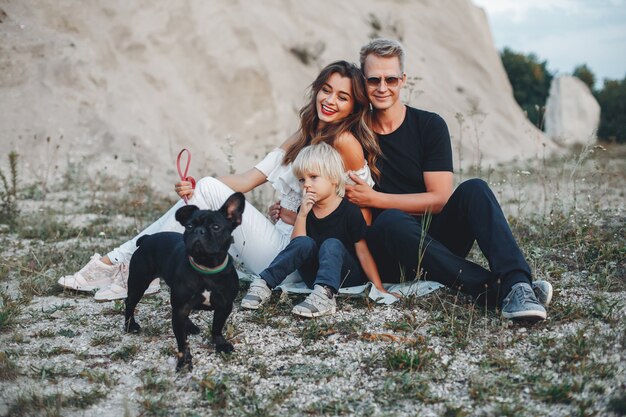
[375,106,453,195]
[306,198,366,258]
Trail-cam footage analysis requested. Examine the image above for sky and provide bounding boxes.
[472,0,626,88]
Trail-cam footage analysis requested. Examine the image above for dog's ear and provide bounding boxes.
[175,205,200,226]
[219,192,245,228]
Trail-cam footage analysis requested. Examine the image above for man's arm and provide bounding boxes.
[345,171,453,215]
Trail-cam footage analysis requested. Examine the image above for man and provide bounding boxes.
[346,39,552,321]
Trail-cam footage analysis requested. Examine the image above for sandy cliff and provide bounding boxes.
[0,0,555,194]
[545,75,601,146]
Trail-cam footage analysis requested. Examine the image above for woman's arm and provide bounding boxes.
[333,133,373,224]
[175,166,267,200]
[333,132,367,171]
[217,168,267,193]
[176,133,302,200]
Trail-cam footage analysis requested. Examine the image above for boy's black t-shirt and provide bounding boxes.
[375,106,453,195]
[306,198,366,258]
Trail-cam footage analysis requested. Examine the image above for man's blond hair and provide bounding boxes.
[359,38,406,72]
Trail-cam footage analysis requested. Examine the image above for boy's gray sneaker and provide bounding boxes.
[502,282,546,322]
[532,280,553,307]
[292,284,337,318]
[241,278,272,309]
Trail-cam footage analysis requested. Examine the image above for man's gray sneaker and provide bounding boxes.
[292,284,336,318]
[532,280,553,307]
[502,282,546,321]
[241,278,272,309]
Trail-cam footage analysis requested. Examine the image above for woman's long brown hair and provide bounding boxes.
[283,60,381,181]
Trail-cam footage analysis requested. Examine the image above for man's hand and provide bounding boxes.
[175,180,194,200]
[345,172,377,208]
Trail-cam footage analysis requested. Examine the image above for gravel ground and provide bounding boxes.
[1,145,625,416]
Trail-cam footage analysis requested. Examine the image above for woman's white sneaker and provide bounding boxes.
[94,264,160,302]
[57,254,118,292]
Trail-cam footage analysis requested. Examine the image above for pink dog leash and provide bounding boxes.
[176,148,196,204]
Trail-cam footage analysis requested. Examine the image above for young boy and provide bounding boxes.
[241,142,394,317]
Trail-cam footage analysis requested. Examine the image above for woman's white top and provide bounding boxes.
[254,147,375,237]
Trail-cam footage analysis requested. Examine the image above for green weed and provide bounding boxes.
[79,369,118,387]
[0,291,22,332]
[0,351,19,380]
[110,344,140,362]
[6,388,107,416]
[385,345,436,372]
[0,151,19,227]
[198,372,229,409]
[608,389,626,416]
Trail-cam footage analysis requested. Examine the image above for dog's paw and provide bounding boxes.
[215,341,234,354]
[176,350,193,372]
[124,320,141,334]
[185,319,201,335]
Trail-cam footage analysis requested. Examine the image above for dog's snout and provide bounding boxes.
[193,227,206,235]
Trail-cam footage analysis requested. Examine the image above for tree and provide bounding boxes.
[573,64,596,92]
[595,76,626,143]
[500,48,553,128]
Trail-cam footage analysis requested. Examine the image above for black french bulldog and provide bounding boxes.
[124,192,245,371]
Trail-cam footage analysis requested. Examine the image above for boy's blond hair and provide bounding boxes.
[292,142,345,197]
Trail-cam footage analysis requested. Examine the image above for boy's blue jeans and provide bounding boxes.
[259,236,366,292]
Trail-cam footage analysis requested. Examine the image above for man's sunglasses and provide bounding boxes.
[365,75,403,87]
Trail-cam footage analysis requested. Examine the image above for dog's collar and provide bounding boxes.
[188,255,230,275]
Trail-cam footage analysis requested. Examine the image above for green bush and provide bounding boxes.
[500,47,553,127]
[595,76,626,143]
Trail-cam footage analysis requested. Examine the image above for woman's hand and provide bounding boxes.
[175,180,194,200]
[268,201,281,222]
[268,201,297,225]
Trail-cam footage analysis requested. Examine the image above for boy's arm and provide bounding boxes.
[354,239,393,294]
[290,190,316,239]
[360,207,372,226]
[290,212,307,239]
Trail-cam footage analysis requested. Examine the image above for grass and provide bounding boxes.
[197,372,230,408]
[384,345,436,372]
[110,344,140,362]
[5,388,107,417]
[0,351,19,381]
[0,144,624,416]
[0,291,23,332]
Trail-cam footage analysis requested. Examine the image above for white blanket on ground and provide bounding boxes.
[237,270,443,305]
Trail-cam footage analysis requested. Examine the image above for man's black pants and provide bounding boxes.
[367,178,531,307]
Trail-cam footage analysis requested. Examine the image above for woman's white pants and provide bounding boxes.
[107,177,292,275]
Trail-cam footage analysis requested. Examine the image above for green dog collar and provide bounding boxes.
[188,255,230,275]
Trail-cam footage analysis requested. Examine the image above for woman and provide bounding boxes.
[58,60,383,301]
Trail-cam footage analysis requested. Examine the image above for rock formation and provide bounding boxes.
[545,75,601,146]
[0,0,556,194]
